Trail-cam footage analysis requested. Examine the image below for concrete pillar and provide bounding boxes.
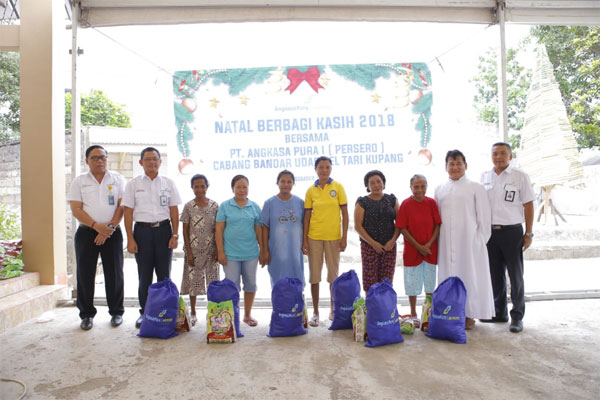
[19,0,67,285]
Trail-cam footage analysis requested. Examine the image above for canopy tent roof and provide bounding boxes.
[76,1,600,27]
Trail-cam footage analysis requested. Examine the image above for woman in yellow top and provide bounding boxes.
[302,156,349,327]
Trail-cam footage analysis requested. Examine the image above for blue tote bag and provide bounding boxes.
[138,278,179,339]
[365,279,404,347]
[426,276,467,344]
[329,269,361,330]
[269,277,307,337]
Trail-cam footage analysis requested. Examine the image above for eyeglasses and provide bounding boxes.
[142,157,160,162]
[89,155,107,161]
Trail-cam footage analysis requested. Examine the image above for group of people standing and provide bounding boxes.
[69,142,533,335]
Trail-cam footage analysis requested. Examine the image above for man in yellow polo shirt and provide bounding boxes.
[302,156,349,327]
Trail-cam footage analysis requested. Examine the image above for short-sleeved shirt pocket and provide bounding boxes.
[81,185,96,203]
[503,183,521,204]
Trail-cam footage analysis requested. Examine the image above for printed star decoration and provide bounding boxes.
[371,93,381,103]
[239,95,249,105]
[209,98,220,108]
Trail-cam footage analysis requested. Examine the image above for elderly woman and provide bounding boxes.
[215,174,264,327]
[302,156,349,327]
[354,170,401,293]
[180,174,219,326]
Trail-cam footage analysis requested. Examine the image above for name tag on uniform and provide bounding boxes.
[504,184,516,202]
[108,194,115,205]
[160,195,169,206]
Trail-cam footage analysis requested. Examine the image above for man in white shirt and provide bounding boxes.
[68,145,126,330]
[480,142,535,333]
[122,147,182,328]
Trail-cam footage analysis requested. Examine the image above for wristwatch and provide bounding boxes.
[525,232,534,238]
[172,234,179,239]
[108,223,115,229]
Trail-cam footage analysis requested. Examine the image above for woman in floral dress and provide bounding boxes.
[181,174,219,326]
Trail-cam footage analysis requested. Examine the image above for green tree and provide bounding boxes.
[530,26,600,149]
[0,52,20,143]
[471,46,531,148]
[65,89,132,129]
[1,50,132,143]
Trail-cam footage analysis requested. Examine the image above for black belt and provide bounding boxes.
[492,224,521,230]
[79,224,120,232]
[136,219,170,228]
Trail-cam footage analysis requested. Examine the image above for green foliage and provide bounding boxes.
[471,47,531,135]
[212,68,276,96]
[0,52,20,143]
[530,26,600,149]
[65,90,132,129]
[0,201,21,240]
[329,64,392,90]
[0,249,24,280]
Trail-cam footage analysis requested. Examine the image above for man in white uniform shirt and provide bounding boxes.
[123,147,182,328]
[480,142,535,333]
[68,145,126,330]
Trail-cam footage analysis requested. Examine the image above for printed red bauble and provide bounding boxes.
[178,158,194,174]
[418,148,432,165]
[182,98,197,113]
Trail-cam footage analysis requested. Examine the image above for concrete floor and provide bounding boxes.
[1,299,599,400]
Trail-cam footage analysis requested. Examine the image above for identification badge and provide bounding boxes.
[160,195,169,206]
[504,184,516,202]
[108,194,115,205]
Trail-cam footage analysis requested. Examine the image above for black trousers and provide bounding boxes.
[134,222,172,314]
[486,225,525,321]
[74,225,124,319]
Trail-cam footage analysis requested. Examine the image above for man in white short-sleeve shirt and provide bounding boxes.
[68,145,126,330]
[122,146,181,328]
[480,142,535,333]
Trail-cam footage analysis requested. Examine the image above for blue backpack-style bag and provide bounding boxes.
[365,279,404,347]
[138,278,179,339]
[268,277,307,337]
[426,276,467,344]
[329,269,361,330]
[207,278,244,338]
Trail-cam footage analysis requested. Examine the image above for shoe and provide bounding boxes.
[80,317,93,330]
[110,315,123,327]
[509,319,523,333]
[480,316,509,323]
[135,315,144,329]
[465,317,476,330]
[309,314,319,327]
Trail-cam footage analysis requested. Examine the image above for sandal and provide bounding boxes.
[309,314,319,327]
[190,314,197,327]
[243,317,258,327]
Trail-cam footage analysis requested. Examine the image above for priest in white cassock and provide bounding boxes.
[434,149,495,330]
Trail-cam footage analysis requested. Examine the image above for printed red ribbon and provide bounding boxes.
[285,67,324,94]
